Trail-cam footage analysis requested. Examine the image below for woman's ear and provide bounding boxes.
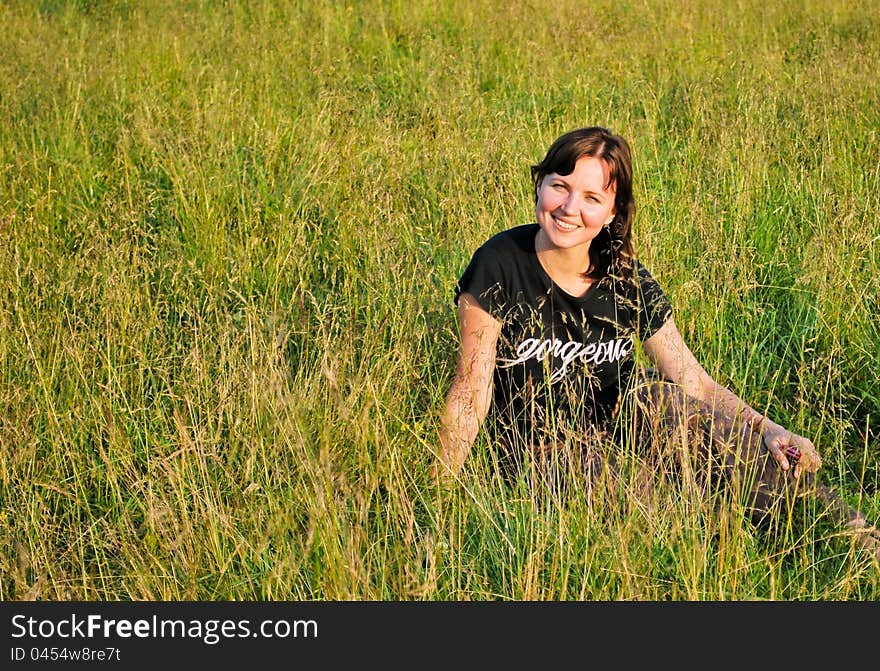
[606,203,617,227]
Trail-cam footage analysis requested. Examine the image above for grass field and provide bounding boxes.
[1,0,879,599]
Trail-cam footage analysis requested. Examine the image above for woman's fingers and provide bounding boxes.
[795,438,821,472]
[763,435,791,471]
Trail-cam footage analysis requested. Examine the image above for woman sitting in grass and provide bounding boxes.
[434,126,879,560]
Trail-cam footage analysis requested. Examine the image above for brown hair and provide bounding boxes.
[530,126,635,281]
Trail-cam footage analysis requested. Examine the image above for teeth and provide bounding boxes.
[553,216,577,231]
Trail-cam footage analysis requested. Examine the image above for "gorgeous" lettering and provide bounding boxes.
[497,336,634,383]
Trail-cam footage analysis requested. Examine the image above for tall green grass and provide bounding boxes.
[1,0,878,599]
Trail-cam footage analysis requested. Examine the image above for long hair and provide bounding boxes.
[530,127,635,281]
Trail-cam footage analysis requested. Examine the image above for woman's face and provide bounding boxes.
[535,156,616,253]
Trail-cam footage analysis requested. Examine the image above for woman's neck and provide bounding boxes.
[535,229,593,294]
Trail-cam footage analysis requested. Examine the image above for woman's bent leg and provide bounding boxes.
[624,369,880,561]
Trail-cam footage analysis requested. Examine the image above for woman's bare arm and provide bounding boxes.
[642,318,821,477]
[433,293,501,480]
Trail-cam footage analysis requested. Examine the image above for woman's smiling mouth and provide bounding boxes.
[552,215,579,232]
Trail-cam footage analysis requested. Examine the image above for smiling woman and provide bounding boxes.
[532,129,634,296]
[535,157,616,259]
[433,126,880,562]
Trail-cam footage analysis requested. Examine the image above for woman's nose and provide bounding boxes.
[560,193,580,214]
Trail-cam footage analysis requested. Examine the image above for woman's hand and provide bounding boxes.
[760,420,822,479]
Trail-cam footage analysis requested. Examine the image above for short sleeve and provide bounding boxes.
[454,244,510,320]
[636,263,673,341]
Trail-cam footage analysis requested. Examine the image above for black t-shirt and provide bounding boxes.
[455,224,672,451]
